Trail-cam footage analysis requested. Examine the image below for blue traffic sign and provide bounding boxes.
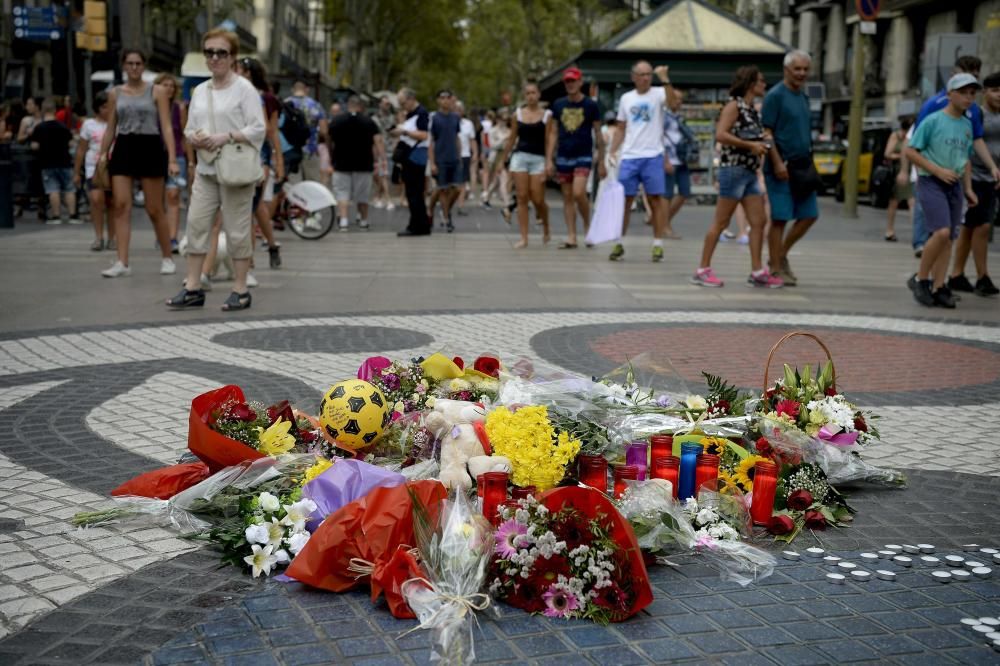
[13,27,63,41]
[856,0,880,21]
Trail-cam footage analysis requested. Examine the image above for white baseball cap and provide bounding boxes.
[948,72,982,92]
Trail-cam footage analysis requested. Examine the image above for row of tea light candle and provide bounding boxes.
[780,543,998,585]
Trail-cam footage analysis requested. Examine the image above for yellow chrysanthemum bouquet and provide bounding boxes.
[484,405,581,491]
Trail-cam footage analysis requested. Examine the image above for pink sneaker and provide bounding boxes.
[691,267,724,287]
[748,269,784,288]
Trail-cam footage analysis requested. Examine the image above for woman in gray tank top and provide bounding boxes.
[95,48,179,278]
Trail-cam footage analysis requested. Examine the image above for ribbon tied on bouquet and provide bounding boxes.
[816,425,859,448]
[399,576,491,638]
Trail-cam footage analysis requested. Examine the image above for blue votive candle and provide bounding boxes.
[678,442,704,500]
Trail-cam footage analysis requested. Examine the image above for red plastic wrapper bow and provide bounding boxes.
[188,385,265,473]
[284,480,448,618]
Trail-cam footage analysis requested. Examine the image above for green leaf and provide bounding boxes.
[782,364,797,389]
[801,364,812,385]
[820,361,834,389]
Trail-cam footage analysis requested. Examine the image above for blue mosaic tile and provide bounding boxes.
[205,633,265,657]
[636,637,699,661]
[814,639,880,662]
[517,634,571,657]
[562,626,622,648]
[779,621,844,642]
[221,651,279,666]
[584,645,648,665]
[763,645,829,666]
[242,595,292,613]
[198,617,255,639]
[278,644,339,666]
[338,636,392,658]
[320,618,373,639]
[248,609,304,630]
[733,626,796,647]
[613,619,671,641]
[712,608,766,629]
[909,628,978,650]
[660,613,720,635]
[861,634,929,656]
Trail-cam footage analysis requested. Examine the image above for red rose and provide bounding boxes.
[787,489,813,511]
[267,400,296,428]
[804,510,827,530]
[298,430,317,444]
[229,403,257,422]
[755,436,773,459]
[452,356,464,370]
[767,515,795,535]
[853,415,868,433]
[473,355,501,378]
[824,387,837,397]
[711,400,731,414]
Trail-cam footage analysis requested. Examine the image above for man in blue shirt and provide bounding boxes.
[427,90,462,232]
[762,50,817,286]
[908,56,1000,255]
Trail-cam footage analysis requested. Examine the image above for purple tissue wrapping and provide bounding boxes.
[302,459,405,531]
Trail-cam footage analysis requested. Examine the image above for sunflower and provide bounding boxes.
[716,469,740,494]
[733,454,770,492]
[699,436,731,456]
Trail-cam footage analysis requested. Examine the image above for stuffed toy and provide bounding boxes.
[467,455,511,480]
[425,399,490,490]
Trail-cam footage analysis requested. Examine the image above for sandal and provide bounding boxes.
[166,288,205,309]
[884,234,898,242]
[90,239,104,251]
[558,242,578,249]
[221,291,252,311]
[268,245,282,269]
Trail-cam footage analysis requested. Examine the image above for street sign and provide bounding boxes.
[14,27,63,41]
[860,21,877,35]
[856,0,880,21]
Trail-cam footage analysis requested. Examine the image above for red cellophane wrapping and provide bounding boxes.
[285,480,447,618]
[110,462,211,500]
[188,385,265,473]
[538,485,654,621]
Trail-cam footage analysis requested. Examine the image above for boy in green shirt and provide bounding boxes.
[905,73,980,308]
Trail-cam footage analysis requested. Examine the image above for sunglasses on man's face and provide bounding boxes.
[203,49,230,60]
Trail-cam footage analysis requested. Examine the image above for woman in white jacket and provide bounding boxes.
[167,28,265,311]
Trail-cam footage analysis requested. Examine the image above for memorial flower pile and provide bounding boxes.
[484,405,581,491]
[765,462,854,542]
[209,397,320,453]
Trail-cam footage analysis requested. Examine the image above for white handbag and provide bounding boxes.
[206,82,262,186]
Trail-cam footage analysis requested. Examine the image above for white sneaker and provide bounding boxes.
[102,260,131,278]
[246,272,259,288]
[373,200,385,209]
[358,219,370,229]
[386,203,396,211]
[160,258,177,275]
[339,218,349,232]
[67,218,84,225]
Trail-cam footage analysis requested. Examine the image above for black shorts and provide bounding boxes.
[965,180,997,228]
[461,156,472,183]
[108,134,167,178]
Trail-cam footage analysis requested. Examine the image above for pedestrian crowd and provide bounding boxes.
[2,37,997,311]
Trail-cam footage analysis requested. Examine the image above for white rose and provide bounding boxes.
[244,523,269,545]
[258,492,281,513]
[684,395,708,410]
[274,548,290,564]
[287,531,311,555]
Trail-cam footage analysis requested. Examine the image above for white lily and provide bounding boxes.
[258,492,281,513]
[287,530,311,555]
[244,522,269,545]
[243,544,278,578]
[265,517,286,548]
[281,499,318,532]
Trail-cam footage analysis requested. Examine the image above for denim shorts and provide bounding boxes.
[555,155,592,183]
[665,164,692,198]
[718,166,760,200]
[618,155,666,197]
[765,171,818,221]
[166,156,188,190]
[918,175,963,238]
[434,161,462,188]
[509,151,546,175]
[41,167,74,194]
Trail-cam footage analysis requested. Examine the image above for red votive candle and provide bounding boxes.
[613,464,639,499]
[694,454,721,499]
[511,486,536,500]
[649,434,673,462]
[477,474,485,498]
[651,456,680,497]
[482,471,509,526]
[750,460,778,525]
[577,454,608,493]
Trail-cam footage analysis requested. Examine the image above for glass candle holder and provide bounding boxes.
[649,434,673,462]
[476,473,485,498]
[577,455,608,493]
[482,471,509,526]
[613,464,639,499]
[750,460,779,525]
[694,454,721,499]
[651,456,680,497]
[678,442,704,500]
[625,441,649,481]
[511,486,536,500]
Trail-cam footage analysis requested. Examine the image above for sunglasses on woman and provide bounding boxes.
[203,48,230,60]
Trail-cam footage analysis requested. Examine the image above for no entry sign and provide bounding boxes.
[856,0,880,21]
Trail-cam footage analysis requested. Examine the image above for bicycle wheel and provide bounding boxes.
[287,206,335,240]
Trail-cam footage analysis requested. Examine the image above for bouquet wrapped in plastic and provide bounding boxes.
[189,385,266,472]
[401,489,495,664]
[617,479,776,587]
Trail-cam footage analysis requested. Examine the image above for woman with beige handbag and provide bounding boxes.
[168,28,265,311]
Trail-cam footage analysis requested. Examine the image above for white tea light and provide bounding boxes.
[962,544,980,552]
[986,632,1000,641]
[901,544,920,554]
[885,544,903,552]
[951,570,971,581]
[980,618,1000,627]
[860,553,879,562]
[981,548,998,555]
[824,556,842,563]
[961,618,982,626]
[805,547,825,558]
[850,570,871,582]
[973,567,993,578]
[826,573,845,584]
[931,571,952,583]
[782,551,800,561]
[838,562,858,570]
[893,556,913,567]
[920,556,940,567]
[965,561,986,568]
[994,553,1000,565]
[875,570,896,581]
[945,555,965,565]
[917,544,935,553]
[974,624,995,633]
[877,550,895,559]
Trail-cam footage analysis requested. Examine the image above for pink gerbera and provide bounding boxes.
[495,519,527,559]
[542,584,580,618]
[775,399,800,419]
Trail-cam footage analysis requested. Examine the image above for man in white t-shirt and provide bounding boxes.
[608,61,672,262]
[455,100,478,215]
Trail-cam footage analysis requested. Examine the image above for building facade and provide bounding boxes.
[739,0,999,135]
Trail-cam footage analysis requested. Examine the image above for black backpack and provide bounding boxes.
[281,100,311,149]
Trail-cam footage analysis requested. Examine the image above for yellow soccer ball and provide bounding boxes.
[319,380,390,450]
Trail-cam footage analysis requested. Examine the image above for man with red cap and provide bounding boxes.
[546,66,605,248]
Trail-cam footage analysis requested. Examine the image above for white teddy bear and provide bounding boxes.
[424,399,509,490]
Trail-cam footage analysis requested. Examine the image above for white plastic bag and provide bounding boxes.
[585,178,624,246]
